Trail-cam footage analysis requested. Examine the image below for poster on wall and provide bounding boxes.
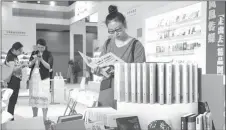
[206,1,225,75]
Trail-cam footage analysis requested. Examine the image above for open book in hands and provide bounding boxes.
[78,51,125,77]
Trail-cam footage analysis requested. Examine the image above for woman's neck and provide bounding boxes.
[115,35,132,47]
[118,34,129,42]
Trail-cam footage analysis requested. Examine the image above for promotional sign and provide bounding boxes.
[74,1,98,22]
[2,30,27,36]
[206,1,225,75]
[206,2,225,130]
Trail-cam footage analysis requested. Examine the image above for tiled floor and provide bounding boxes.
[14,97,66,122]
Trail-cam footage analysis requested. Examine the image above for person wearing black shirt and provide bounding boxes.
[28,39,53,122]
[5,42,24,120]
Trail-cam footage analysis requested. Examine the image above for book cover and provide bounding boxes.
[142,63,149,104]
[137,63,143,103]
[57,114,83,123]
[124,63,131,103]
[165,63,173,104]
[157,63,165,105]
[131,63,137,103]
[181,113,194,130]
[104,113,133,128]
[187,114,198,130]
[116,116,141,130]
[149,63,156,104]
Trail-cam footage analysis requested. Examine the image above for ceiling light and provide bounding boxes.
[37,1,40,4]
[50,1,56,6]
[13,1,17,3]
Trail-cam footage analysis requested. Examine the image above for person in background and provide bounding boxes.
[5,42,24,120]
[92,5,146,109]
[28,39,53,122]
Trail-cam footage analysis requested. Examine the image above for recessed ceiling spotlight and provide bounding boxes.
[13,1,17,3]
[50,1,56,6]
[37,1,40,4]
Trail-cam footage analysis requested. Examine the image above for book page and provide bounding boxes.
[79,51,125,68]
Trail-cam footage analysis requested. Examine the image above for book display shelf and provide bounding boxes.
[114,62,200,130]
[145,2,205,65]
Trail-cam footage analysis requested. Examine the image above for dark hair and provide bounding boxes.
[37,38,47,46]
[105,5,127,28]
[11,42,23,51]
[6,42,23,60]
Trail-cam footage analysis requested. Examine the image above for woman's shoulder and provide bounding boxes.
[132,38,144,48]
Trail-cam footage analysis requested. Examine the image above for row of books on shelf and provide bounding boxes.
[155,25,201,40]
[156,10,200,28]
[156,41,201,53]
[181,112,213,130]
[114,62,201,105]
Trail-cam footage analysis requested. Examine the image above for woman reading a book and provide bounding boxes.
[92,5,146,109]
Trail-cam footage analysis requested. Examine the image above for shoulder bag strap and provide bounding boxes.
[131,39,138,62]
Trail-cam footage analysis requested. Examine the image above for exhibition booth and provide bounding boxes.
[1,1,225,130]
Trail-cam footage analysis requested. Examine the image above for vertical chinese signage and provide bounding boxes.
[206,2,225,130]
[206,1,225,75]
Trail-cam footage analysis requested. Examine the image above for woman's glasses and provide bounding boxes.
[108,28,123,34]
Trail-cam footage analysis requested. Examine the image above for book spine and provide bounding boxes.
[165,63,172,105]
[131,63,137,103]
[206,112,212,130]
[119,63,125,102]
[137,63,143,103]
[114,63,119,100]
[142,63,149,104]
[149,63,156,104]
[157,63,165,105]
[181,117,187,130]
[182,63,189,104]
[196,115,203,130]
[203,112,208,130]
[193,63,199,102]
[124,63,131,103]
[189,63,194,103]
[174,63,181,104]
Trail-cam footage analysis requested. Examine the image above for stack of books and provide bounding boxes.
[181,112,212,130]
[114,62,201,105]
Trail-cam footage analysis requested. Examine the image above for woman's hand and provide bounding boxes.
[2,81,8,88]
[91,66,101,74]
[91,65,114,78]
